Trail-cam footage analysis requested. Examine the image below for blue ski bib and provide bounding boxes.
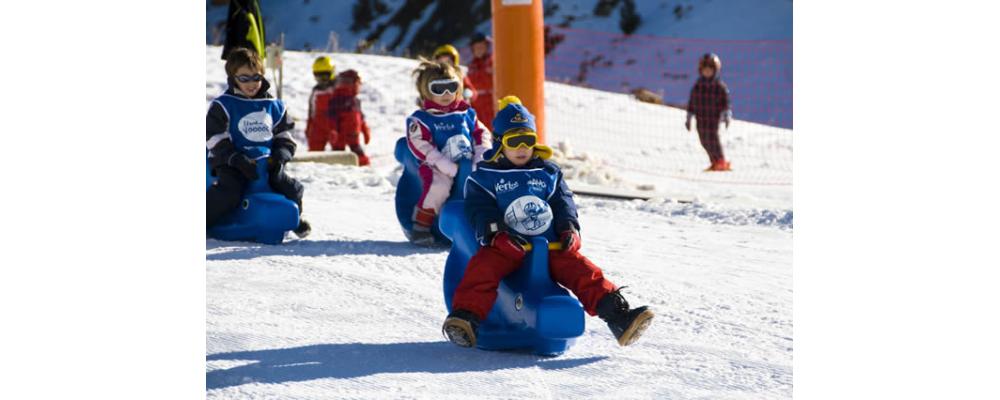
[408,109,476,161]
[467,166,560,240]
[213,94,286,151]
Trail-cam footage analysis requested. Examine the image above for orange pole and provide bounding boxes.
[491,0,546,142]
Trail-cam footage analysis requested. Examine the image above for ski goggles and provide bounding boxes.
[234,73,263,83]
[428,78,460,96]
[501,131,538,149]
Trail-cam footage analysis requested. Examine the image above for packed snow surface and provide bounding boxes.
[206,46,791,399]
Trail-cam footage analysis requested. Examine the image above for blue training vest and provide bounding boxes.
[467,166,560,241]
[407,108,477,161]
[213,94,286,155]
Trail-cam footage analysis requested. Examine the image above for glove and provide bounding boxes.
[491,231,527,260]
[435,158,458,178]
[269,147,293,165]
[362,125,371,145]
[560,226,581,253]
[721,109,732,129]
[685,112,693,132]
[228,152,258,180]
[267,148,293,175]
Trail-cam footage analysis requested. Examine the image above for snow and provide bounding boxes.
[206,46,791,398]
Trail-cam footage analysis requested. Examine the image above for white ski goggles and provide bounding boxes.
[428,78,461,96]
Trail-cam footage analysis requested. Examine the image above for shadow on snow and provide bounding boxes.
[206,239,446,261]
[206,341,607,390]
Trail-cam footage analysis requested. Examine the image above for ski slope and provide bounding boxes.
[206,46,792,399]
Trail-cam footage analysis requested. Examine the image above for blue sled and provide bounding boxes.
[439,202,586,356]
[206,146,299,245]
[393,137,470,245]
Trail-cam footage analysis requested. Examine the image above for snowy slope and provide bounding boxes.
[207,0,792,127]
[205,0,792,52]
[206,46,791,399]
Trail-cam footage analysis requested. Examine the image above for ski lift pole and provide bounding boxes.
[492,0,546,141]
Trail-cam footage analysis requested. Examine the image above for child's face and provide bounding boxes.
[472,42,488,58]
[314,72,331,84]
[502,145,534,166]
[234,65,263,97]
[700,66,715,78]
[429,90,456,106]
[436,55,455,66]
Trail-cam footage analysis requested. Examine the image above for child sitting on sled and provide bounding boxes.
[442,97,654,348]
[404,59,492,245]
[206,47,311,237]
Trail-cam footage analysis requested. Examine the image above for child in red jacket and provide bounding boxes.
[686,53,733,172]
[467,33,495,125]
[329,69,372,166]
[305,56,338,151]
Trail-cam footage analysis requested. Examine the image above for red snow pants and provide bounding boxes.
[451,245,617,321]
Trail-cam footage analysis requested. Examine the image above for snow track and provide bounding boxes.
[206,47,791,399]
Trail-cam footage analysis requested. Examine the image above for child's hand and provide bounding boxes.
[491,231,527,260]
[228,153,259,180]
[559,226,581,253]
[435,158,458,178]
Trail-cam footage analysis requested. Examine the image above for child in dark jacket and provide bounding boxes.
[206,47,311,237]
[442,96,654,348]
[329,69,372,166]
[305,56,338,151]
[686,53,733,172]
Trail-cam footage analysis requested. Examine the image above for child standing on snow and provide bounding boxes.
[686,53,733,172]
[442,97,654,348]
[306,56,338,151]
[432,44,477,104]
[206,47,311,237]
[405,59,492,245]
[328,69,372,166]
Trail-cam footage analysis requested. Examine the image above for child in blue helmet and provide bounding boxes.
[442,96,654,348]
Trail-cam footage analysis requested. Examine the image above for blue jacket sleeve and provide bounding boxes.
[547,164,580,233]
[464,176,501,245]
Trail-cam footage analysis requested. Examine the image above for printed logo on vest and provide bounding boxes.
[504,195,553,236]
[495,178,519,194]
[443,135,473,161]
[433,122,456,131]
[527,178,547,192]
[238,107,274,142]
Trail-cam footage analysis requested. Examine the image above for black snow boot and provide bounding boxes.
[442,309,480,348]
[293,219,312,238]
[596,288,654,346]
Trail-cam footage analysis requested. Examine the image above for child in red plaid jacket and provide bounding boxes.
[686,53,733,172]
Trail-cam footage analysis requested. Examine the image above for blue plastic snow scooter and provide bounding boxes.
[206,146,299,244]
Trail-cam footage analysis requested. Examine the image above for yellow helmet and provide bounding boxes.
[432,44,461,65]
[312,56,335,74]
